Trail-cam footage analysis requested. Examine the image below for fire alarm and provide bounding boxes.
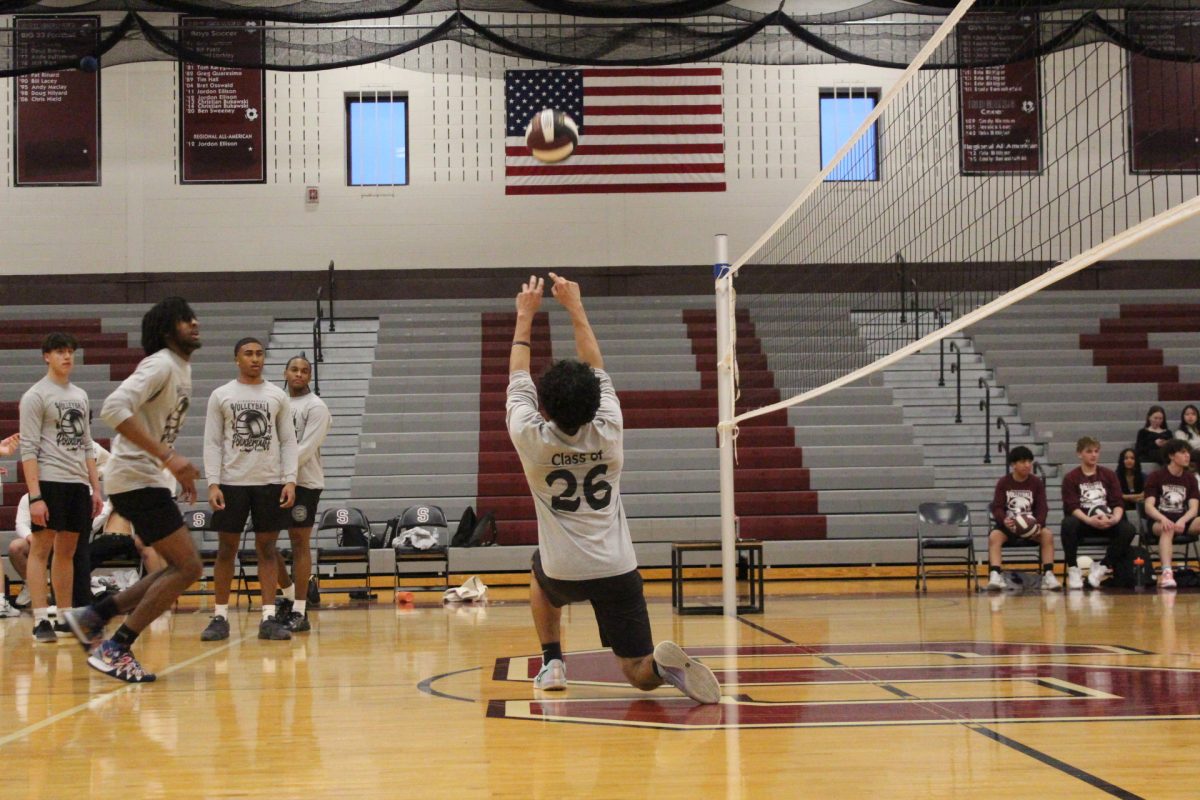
[306,186,319,204]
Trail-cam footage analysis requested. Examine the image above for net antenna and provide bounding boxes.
[714,0,1200,616]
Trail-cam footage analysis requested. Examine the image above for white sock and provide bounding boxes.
[293,600,306,615]
[34,608,49,624]
[281,584,296,602]
[262,604,275,622]
[214,604,229,619]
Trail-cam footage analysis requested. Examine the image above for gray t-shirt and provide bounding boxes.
[290,391,331,490]
[204,380,298,487]
[506,368,636,581]
[100,348,192,496]
[19,376,93,485]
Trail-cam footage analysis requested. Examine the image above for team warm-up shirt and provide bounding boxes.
[101,348,192,496]
[1061,466,1124,516]
[1144,468,1200,522]
[506,368,636,581]
[19,376,93,485]
[990,473,1048,528]
[204,380,298,487]
[290,391,331,490]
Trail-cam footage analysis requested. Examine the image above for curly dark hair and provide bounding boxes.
[538,359,601,432]
[141,297,196,355]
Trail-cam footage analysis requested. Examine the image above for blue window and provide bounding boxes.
[820,89,879,181]
[346,93,409,186]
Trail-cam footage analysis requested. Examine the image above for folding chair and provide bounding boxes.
[183,508,220,599]
[1138,510,1199,570]
[915,502,979,593]
[390,504,450,597]
[314,507,373,601]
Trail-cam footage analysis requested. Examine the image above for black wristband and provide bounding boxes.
[512,341,531,348]
[28,496,42,504]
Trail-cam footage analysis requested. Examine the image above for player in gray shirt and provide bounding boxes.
[201,336,298,642]
[507,273,720,704]
[64,297,204,684]
[19,331,103,643]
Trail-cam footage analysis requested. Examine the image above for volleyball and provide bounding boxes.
[1087,505,1112,518]
[1077,556,1095,571]
[1013,513,1039,538]
[525,109,579,164]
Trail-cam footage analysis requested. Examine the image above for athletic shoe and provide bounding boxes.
[986,571,1006,591]
[32,619,57,643]
[275,598,294,620]
[653,641,721,704]
[64,607,106,652]
[1041,571,1061,591]
[281,611,310,633]
[53,620,71,635]
[200,615,230,642]
[533,658,567,691]
[258,617,292,640]
[1087,563,1111,590]
[15,587,30,608]
[1160,568,1177,590]
[0,598,19,618]
[1066,566,1084,590]
[87,640,156,683]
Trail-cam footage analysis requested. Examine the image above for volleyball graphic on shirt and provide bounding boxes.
[55,403,87,448]
[1160,484,1188,515]
[233,405,272,451]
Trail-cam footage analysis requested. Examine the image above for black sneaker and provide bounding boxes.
[200,615,230,642]
[275,598,294,620]
[258,616,292,640]
[53,620,71,635]
[32,619,57,643]
[65,607,107,653]
[281,611,310,633]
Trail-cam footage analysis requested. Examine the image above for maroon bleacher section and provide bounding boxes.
[1082,304,1200,400]
[472,309,826,546]
[0,319,142,380]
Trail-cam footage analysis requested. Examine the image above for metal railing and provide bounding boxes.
[949,340,962,423]
[996,416,1011,465]
[978,377,993,463]
[312,287,325,396]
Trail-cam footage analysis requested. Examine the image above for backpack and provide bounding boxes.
[451,507,477,548]
[381,516,401,548]
[1172,567,1200,588]
[1107,546,1156,588]
[467,511,498,547]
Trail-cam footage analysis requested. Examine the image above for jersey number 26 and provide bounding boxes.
[546,464,612,512]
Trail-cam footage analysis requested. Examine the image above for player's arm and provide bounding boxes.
[19,391,47,525]
[277,395,298,508]
[548,272,602,370]
[296,403,331,468]
[510,274,543,375]
[0,432,18,457]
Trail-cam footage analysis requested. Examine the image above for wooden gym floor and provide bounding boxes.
[1,580,1198,799]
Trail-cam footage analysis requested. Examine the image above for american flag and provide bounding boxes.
[504,67,725,195]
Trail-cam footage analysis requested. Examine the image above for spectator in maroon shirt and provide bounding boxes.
[1144,438,1200,590]
[986,446,1057,591]
[1060,437,1136,590]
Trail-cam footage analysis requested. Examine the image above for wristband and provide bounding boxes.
[512,341,531,348]
[28,496,42,504]
[159,449,178,467]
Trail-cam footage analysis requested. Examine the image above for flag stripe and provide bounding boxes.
[507,182,726,195]
[505,67,723,195]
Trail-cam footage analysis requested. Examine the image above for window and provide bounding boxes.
[819,88,879,181]
[346,92,409,186]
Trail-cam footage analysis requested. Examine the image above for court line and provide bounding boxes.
[967,724,1145,799]
[0,636,247,750]
[735,616,796,644]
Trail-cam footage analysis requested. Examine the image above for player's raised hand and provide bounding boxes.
[548,272,582,311]
[516,274,544,316]
[0,432,18,457]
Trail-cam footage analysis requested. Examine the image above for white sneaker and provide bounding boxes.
[1087,563,1111,589]
[1160,568,1177,590]
[15,587,30,608]
[1066,566,1084,590]
[653,641,721,704]
[986,571,1006,591]
[533,658,567,691]
[1041,571,1061,591]
[0,598,19,618]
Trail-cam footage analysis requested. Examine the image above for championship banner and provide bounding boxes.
[1127,11,1200,173]
[13,16,100,186]
[957,14,1042,175]
[179,17,266,184]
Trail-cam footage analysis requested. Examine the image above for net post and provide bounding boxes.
[714,234,738,618]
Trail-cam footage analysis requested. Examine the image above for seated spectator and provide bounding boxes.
[987,446,1058,591]
[1135,405,1172,467]
[1177,404,1200,457]
[1116,447,1146,514]
[88,499,166,580]
[7,493,32,608]
[1144,438,1200,590]
[1061,437,1137,590]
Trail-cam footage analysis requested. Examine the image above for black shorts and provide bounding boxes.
[31,480,91,536]
[531,550,653,659]
[286,486,322,529]
[110,487,185,546]
[213,484,288,534]
[89,533,140,567]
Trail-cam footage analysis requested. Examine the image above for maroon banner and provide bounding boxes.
[179,17,266,184]
[1128,11,1200,174]
[13,16,100,186]
[957,14,1041,175]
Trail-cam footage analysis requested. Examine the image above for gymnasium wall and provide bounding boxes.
[0,35,1197,282]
